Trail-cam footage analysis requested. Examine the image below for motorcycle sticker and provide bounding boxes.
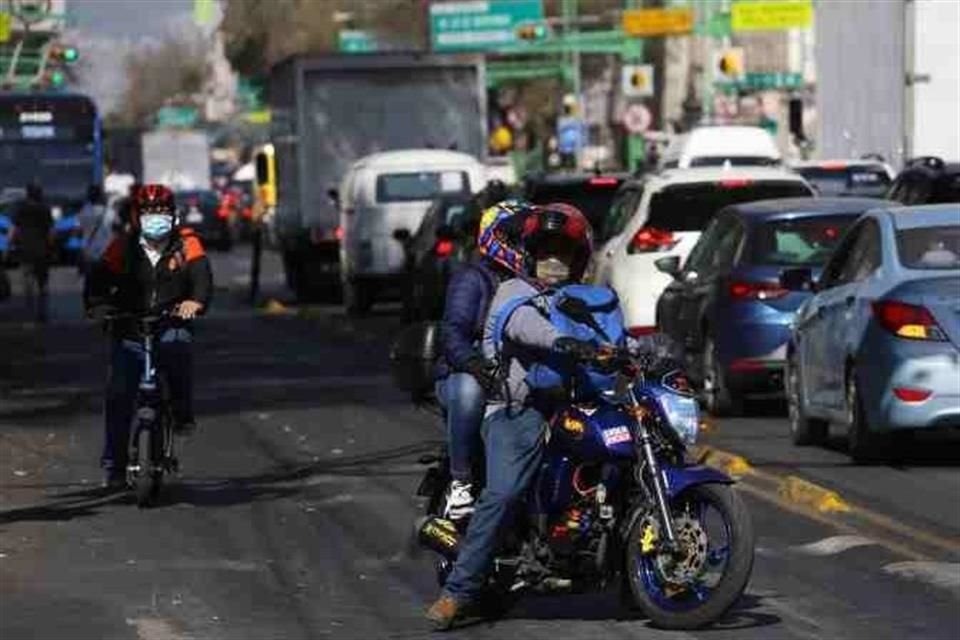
[602,425,631,446]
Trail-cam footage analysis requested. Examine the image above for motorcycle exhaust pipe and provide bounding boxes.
[417,516,461,560]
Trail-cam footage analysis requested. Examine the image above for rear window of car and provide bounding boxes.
[527,178,622,231]
[897,225,960,270]
[646,180,813,231]
[931,174,960,203]
[688,156,779,168]
[750,216,858,266]
[376,171,470,203]
[796,166,891,196]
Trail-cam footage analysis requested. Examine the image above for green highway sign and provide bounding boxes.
[156,106,199,128]
[716,71,803,91]
[430,0,544,52]
[697,12,732,38]
[338,30,376,54]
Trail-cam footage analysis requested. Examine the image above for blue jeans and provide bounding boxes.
[442,405,545,602]
[102,328,193,471]
[435,373,486,482]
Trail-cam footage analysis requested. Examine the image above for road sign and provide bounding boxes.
[430,0,544,53]
[621,103,652,134]
[622,64,654,98]
[716,71,804,91]
[556,116,585,155]
[156,106,199,128]
[623,7,694,37]
[696,12,732,38]
[338,30,376,53]
[0,13,10,43]
[731,0,813,32]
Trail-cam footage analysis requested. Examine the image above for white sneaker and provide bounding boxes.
[444,480,475,521]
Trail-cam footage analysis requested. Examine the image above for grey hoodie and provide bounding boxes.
[482,278,560,410]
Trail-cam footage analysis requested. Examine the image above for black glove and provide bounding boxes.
[553,337,598,362]
[462,356,500,396]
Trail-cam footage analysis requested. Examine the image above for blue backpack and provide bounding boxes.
[491,283,627,396]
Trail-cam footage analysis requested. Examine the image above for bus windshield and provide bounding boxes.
[0,94,101,202]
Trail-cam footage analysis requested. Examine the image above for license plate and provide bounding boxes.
[186,209,204,224]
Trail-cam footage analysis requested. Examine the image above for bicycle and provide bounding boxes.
[104,311,180,507]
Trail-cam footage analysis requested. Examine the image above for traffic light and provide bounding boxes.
[49,45,79,64]
[515,23,548,41]
[716,48,745,82]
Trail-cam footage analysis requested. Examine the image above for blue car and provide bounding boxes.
[654,197,892,415]
[784,204,960,462]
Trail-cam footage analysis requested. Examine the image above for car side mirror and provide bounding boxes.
[780,267,815,292]
[393,228,412,243]
[654,255,682,279]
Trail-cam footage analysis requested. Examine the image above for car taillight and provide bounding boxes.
[588,177,619,187]
[893,387,932,403]
[335,225,344,241]
[216,205,230,219]
[728,280,788,301]
[719,178,753,188]
[629,227,676,254]
[872,300,947,341]
[435,239,455,258]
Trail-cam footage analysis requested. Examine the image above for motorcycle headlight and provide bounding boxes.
[653,390,700,445]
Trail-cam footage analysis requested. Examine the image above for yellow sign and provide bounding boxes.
[0,12,11,43]
[731,0,813,32]
[623,7,694,37]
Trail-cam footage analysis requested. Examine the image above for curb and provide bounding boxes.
[694,445,754,478]
[778,475,851,514]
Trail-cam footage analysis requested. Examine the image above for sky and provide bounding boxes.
[66,0,216,114]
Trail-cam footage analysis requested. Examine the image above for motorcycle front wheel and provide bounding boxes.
[625,483,754,629]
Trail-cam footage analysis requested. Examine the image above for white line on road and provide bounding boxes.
[882,561,960,593]
[790,535,877,556]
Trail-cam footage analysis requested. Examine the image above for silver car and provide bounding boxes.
[783,204,960,462]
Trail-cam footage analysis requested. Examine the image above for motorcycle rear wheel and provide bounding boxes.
[626,484,754,629]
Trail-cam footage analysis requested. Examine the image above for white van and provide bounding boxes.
[338,149,484,314]
[660,126,781,170]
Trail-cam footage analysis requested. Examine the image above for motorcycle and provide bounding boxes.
[408,337,755,629]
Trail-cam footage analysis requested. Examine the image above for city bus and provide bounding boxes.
[0,93,103,263]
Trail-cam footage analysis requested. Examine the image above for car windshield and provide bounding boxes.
[646,181,813,231]
[376,171,470,203]
[897,225,960,270]
[688,156,779,167]
[796,166,891,196]
[751,216,858,266]
[528,179,622,231]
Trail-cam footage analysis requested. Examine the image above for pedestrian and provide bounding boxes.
[77,184,108,274]
[10,182,54,322]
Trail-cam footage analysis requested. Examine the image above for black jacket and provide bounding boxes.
[84,228,213,337]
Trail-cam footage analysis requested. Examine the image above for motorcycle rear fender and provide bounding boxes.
[662,464,734,499]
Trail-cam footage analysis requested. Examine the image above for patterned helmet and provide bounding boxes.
[477,199,535,276]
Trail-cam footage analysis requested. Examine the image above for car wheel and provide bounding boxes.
[701,335,742,417]
[846,367,887,464]
[786,353,828,446]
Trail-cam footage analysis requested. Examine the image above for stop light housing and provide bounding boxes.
[716,48,745,82]
[515,23,548,41]
[49,45,79,64]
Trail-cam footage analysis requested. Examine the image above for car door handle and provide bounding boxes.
[816,306,825,319]
[845,295,855,307]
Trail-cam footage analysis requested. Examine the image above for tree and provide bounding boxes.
[110,30,210,128]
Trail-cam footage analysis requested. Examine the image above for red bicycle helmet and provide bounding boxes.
[521,202,593,282]
[134,184,176,220]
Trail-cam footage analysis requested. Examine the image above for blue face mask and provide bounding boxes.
[141,214,173,241]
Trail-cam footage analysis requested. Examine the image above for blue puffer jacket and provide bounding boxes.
[436,260,500,380]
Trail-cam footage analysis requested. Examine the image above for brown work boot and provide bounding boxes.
[425,594,463,631]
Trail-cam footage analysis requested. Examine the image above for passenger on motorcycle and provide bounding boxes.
[435,199,533,521]
[426,202,600,629]
[84,184,213,488]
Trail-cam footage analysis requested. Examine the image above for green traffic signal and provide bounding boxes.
[50,70,66,87]
[63,47,78,63]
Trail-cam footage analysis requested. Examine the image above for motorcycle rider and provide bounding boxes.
[435,199,533,521]
[427,202,599,629]
[84,184,213,488]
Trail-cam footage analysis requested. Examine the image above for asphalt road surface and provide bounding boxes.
[1,248,958,640]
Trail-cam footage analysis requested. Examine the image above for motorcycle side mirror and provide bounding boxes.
[393,228,412,242]
[654,255,681,279]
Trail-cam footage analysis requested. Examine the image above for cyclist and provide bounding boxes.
[84,184,213,488]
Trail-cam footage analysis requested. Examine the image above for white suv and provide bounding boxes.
[587,167,814,334]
